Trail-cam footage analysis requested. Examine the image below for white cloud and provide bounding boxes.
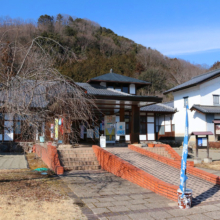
[128,28,220,56]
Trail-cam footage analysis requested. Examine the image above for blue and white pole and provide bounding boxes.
[179,105,189,196]
[178,105,192,209]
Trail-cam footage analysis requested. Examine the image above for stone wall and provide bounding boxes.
[0,142,34,153]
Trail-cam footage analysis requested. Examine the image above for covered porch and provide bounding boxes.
[79,94,162,145]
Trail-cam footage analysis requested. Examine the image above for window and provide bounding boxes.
[139,114,155,138]
[213,95,219,105]
[157,114,174,135]
[125,115,130,134]
[165,115,171,132]
[126,123,130,134]
[107,86,114,89]
[159,126,165,135]
[140,116,146,123]
[0,113,3,135]
[140,123,146,134]
[140,116,146,134]
[122,86,129,93]
[184,97,188,107]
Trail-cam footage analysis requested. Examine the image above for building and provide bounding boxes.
[0,71,177,146]
[164,68,220,143]
[77,71,176,144]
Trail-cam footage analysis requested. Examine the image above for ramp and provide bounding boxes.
[93,145,220,205]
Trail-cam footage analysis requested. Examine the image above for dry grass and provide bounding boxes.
[195,161,220,171]
[0,154,87,220]
[25,153,49,170]
[0,195,87,220]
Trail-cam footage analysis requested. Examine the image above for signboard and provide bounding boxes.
[105,116,116,135]
[55,119,58,140]
[87,129,93,138]
[104,115,116,143]
[116,122,125,136]
[50,124,54,138]
[105,115,115,124]
[95,126,99,139]
[100,135,106,148]
[216,124,220,134]
[198,137,208,147]
[100,121,104,131]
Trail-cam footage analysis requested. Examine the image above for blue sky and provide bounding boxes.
[1,0,220,67]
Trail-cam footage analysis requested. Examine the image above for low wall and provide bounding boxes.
[129,145,220,185]
[209,142,220,149]
[154,143,182,161]
[33,142,64,175]
[92,145,179,202]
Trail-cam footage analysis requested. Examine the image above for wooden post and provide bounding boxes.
[196,135,198,158]
[131,105,140,144]
[120,106,125,122]
[207,135,209,158]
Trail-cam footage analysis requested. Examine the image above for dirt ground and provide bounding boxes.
[0,153,87,220]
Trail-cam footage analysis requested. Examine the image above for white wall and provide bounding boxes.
[200,77,220,105]
[173,77,220,142]
[129,84,136,94]
[173,85,206,140]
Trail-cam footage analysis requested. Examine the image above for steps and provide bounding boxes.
[58,148,101,171]
[143,147,173,159]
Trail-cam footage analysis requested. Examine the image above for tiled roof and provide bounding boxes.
[76,83,163,103]
[164,68,220,94]
[162,101,174,108]
[140,103,176,113]
[0,80,49,108]
[88,72,150,84]
[0,78,78,108]
[76,83,132,96]
[191,105,220,114]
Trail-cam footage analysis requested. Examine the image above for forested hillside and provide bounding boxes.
[0,14,211,101]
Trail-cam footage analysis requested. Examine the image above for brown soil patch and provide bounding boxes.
[195,161,220,171]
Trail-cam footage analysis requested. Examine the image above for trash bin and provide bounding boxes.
[100,135,106,148]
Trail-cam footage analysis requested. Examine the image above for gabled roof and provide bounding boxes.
[140,102,176,113]
[87,72,150,85]
[164,68,220,94]
[190,105,220,114]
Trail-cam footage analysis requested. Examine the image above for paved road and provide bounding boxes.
[61,170,220,220]
[0,153,27,169]
[106,148,220,205]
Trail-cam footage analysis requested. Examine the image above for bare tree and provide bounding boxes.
[0,29,96,146]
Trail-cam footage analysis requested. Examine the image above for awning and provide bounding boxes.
[191,131,213,135]
[213,120,220,123]
[190,105,220,114]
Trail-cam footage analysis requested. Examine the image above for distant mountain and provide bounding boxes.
[0,14,208,101]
